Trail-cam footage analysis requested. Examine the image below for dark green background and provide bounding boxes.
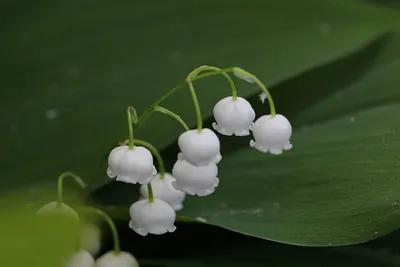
[2,0,400,266]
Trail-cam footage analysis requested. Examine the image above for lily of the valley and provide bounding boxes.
[107,145,157,184]
[178,128,221,166]
[213,96,255,136]
[172,159,219,196]
[250,114,293,155]
[129,199,176,236]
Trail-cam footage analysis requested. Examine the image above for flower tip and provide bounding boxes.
[168,225,177,233]
[232,67,243,72]
[249,140,255,148]
[76,178,87,189]
[233,67,254,83]
[284,143,293,151]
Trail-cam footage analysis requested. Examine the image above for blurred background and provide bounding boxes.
[2,0,400,266]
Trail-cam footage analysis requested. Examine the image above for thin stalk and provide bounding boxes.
[147,184,154,202]
[232,67,276,116]
[137,67,235,127]
[136,66,276,127]
[57,172,86,207]
[189,65,238,99]
[154,106,189,131]
[86,207,120,255]
[186,77,202,132]
[126,106,136,149]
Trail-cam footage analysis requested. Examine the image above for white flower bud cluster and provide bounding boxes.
[172,128,221,197]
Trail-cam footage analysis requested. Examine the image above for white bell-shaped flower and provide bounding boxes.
[36,202,79,223]
[212,96,255,136]
[129,199,176,236]
[178,128,221,166]
[80,223,101,256]
[139,173,186,211]
[250,114,293,155]
[95,251,139,267]
[107,145,157,184]
[172,160,219,196]
[65,250,95,267]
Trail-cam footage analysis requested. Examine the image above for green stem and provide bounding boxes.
[57,172,86,207]
[147,183,155,202]
[134,139,165,179]
[232,67,276,116]
[126,106,136,149]
[189,65,238,99]
[87,207,120,255]
[186,77,203,132]
[136,67,235,128]
[137,66,275,127]
[154,106,189,131]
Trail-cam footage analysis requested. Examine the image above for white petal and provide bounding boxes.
[108,146,128,169]
[250,114,292,155]
[213,96,255,137]
[178,128,221,166]
[106,166,117,179]
[129,199,176,236]
[95,251,139,267]
[139,173,186,211]
[172,160,219,196]
[65,250,94,267]
[107,146,156,184]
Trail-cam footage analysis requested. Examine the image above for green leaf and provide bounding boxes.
[144,247,400,267]
[99,216,400,267]
[2,0,399,192]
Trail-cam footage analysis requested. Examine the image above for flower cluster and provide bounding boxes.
[106,65,293,237]
[34,65,293,266]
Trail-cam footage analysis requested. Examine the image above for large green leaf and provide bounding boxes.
[143,246,400,267]
[98,218,400,267]
[92,33,400,246]
[1,0,399,192]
